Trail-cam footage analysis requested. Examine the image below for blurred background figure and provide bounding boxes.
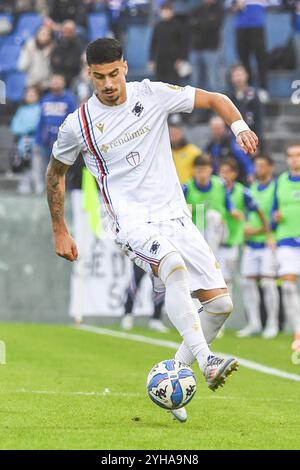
[71,53,94,104]
[229,63,264,146]
[50,20,83,88]
[148,2,188,83]
[18,25,54,92]
[169,123,202,185]
[226,0,269,102]
[189,0,225,92]
[205,116,255,184]
[273,143,300,351]
[239,154,279,338]
[183,154,241,254]
[34,74,77,192]
[218,157,265,300]
[121,264,169,333]
[10,86,41,194]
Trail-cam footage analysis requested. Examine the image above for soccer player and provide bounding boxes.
[218,157,275,337]
[272,143,300,351]
[183,154,242,254]
[46,38,258,422]
[239,155,278,338]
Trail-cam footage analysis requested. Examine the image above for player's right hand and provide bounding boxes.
[54,232,78,262]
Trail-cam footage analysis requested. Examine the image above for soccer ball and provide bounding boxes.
[146,359,197,410]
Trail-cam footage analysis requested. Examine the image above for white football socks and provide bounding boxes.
[158,253,212,371]
[261,278,280,330]
[175,295,233,366]
[241,278,262,330]
[281,281,300,333]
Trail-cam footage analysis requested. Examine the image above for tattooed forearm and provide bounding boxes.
[46,155,69,232]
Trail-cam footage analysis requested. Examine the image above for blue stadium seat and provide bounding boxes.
[88,13,109,41]
[0,13,14,47]
[125,25,152,71]
[0,44,22,73]
[14,13,43,44]
[6,71,26,102]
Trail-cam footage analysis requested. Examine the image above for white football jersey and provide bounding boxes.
[52,79,196,231]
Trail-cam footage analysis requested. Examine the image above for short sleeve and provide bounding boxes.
[52,115,81,165]
[148,81,196,114]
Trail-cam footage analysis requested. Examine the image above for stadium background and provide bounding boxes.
[0,0,299,326]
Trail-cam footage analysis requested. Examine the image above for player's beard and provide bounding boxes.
[100,88,120,105]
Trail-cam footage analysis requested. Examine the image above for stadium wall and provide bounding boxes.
[0,191,247,328]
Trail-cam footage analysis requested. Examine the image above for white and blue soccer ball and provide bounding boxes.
[146,359,197,410]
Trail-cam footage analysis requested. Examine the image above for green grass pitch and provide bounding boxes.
[0,322,299,450]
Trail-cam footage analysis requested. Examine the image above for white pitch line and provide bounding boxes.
[0,390,299,404]
[77,324,300,383]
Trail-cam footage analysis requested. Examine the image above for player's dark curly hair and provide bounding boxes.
[86,38,123,66]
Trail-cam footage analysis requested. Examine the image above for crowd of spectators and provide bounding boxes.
[0,0,299,192]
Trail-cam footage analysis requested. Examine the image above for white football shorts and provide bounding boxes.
[277,246,300,276]
[218,245,239,282]
[241,245,277,278]
[116,216,226,292]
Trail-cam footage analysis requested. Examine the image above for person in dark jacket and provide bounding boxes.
[51,20,83,87]
[148,2,188,83]
[226,0,269,100]
[229,64,264,145]
[205,115,255,185]
[48,0,87,26]
[189,0,224,92]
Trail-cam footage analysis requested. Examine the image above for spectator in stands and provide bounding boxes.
[189,0,225,92]
[35,74,77,192]
[0,1,17,14]
[10,86,41,194]
[205,116,255,184]
[18,25,54,91]
[226,0,269,102]
[50,20,83,88]
[47,0,87,26]
[15,0,47,14]
[72,54,94,104]
[148,2,188,83]
[291,0,300,72]
[230,63,264,145]
[169,123,202,184]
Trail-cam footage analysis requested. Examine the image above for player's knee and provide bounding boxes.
[202,294,233,316]
[158,251,187,285]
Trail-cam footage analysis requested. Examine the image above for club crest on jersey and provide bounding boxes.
[126,151,140,167]
[96,122,105,133]
[149,240,160,255]
[131,102,144,117]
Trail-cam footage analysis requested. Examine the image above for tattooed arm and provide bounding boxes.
[46,154,78,262]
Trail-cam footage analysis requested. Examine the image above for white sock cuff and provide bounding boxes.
[202,294,233,315]
[158,251,186,285]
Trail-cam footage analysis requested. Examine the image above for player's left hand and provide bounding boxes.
[236,130,259,155]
